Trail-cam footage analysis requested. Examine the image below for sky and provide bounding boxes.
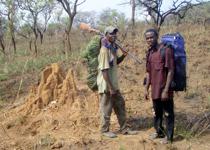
[78,0,203,19]
[79,0,132,18]
[79,0,172,19]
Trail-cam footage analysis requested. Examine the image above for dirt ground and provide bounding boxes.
[0,27,210,150]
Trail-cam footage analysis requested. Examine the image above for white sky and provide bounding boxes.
[79,0,133,18]
[78,0,203,19]
[79,0,171,19]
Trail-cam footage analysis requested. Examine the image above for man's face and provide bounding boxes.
[145,32,158,49]
[107,32,117,43]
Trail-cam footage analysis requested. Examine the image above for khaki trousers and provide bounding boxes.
[99,92,127,133]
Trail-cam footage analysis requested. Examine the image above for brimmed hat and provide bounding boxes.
[104,26,118,35]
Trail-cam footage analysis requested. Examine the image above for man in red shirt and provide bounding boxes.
[144,29,175,144]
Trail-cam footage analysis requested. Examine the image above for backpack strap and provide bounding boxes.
[99,36,103,48]
[146,50,151,64]
[159,42,172,62]
[160,46,165,61]
[145,49,152,73]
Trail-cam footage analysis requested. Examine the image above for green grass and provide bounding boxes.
[208,95,210,103]
[184,90,200,99]
[0,55,8,81]
[0,50,79,81]
[35,134,56,148]
[119,146,126,150]
[0,73,8,81]
[0,33,89,82]
[175,123,193,140]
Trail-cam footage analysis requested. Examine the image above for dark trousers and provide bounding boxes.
[152,98,175,141]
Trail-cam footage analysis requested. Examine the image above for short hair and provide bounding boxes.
[144,28,158,37]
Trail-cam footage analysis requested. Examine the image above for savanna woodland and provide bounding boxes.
[0,0,210,149]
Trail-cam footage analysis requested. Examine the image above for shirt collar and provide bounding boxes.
[149,44,160,53]
[101,37,118,52]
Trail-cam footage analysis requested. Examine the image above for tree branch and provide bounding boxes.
[57,0,71,16]
[77,0,86,6]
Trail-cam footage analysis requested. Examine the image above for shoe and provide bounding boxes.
[149,132,165,140]
[160,137,169,144]
[121,128,138,135]
[102,132,117,138]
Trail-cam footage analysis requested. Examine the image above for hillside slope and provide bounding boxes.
[0,24,210,149]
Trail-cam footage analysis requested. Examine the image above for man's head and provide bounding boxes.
[104,26,118,43]
[144,28,159,49]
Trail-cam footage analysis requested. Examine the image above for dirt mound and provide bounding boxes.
[21,63,78,115]
[0,63,101,149]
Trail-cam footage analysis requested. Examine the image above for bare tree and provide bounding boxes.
[57,0,86,53]
[118,0,137,39]
[17,0,53,56]
[131,0,136,36]
[137,0,205,31]
[0,15,5,55]
[17,24,33,51]
[37,3,55,44]
[0,0,17,54]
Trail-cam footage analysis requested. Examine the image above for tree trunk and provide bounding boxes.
[33,30,38,56]
[8,0,16,55]
[11,33,16,54]
[61,32,66,54]
[66,31,71,52]
[38,29,44,44]
[40,34,43,44]
[34,36,38,56]
[29,39,32,52]
[63,31,71,59]
[0,39,5,55]
[66,17,73,52]
[131,0,136,37]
